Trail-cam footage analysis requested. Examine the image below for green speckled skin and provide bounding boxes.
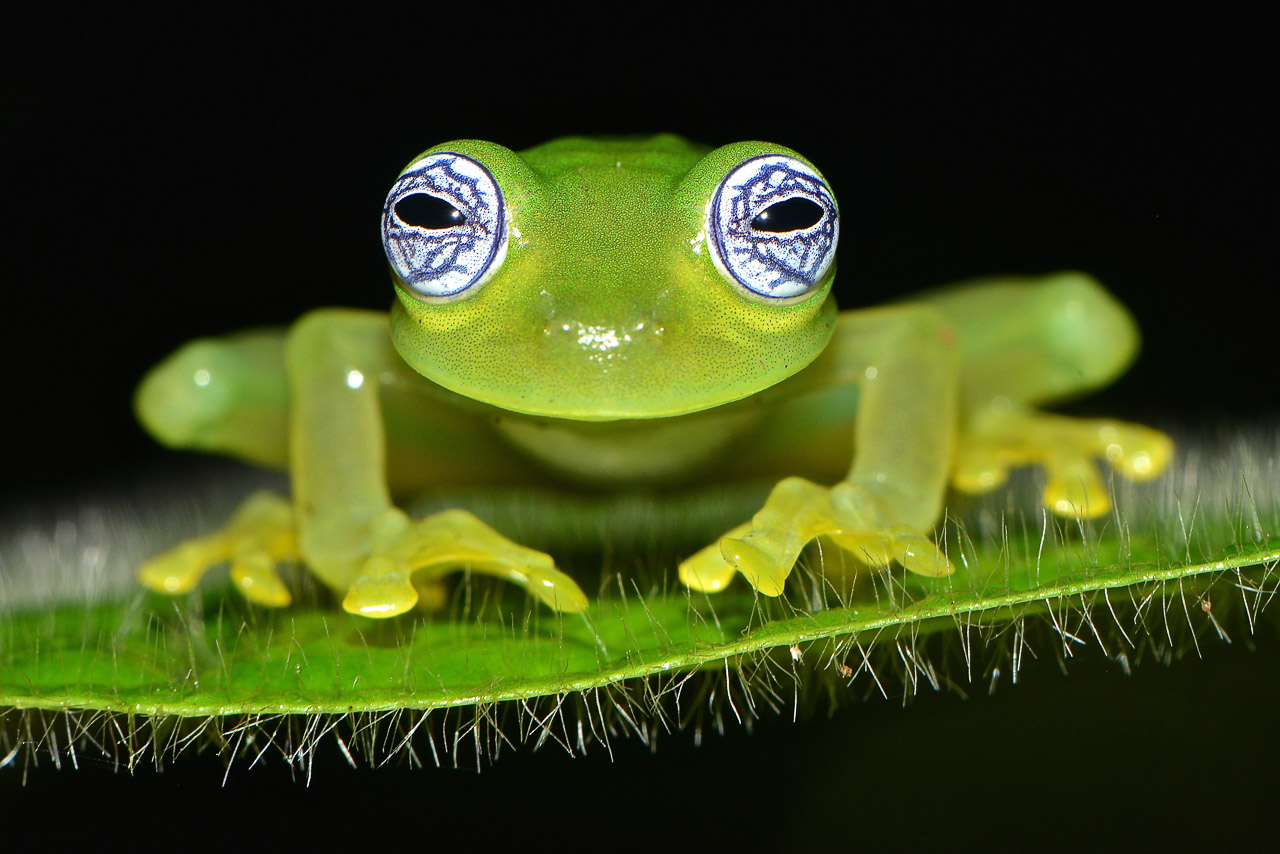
[134,136,1173,616]
[390,136,837,420]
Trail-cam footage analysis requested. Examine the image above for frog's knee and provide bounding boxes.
[894,302,952,337]
[135,333,288,463]
[1039,272,1139,390]
[135,339,240,448]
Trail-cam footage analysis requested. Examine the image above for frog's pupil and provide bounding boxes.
[396,193,466,229]
[751,198,824,233]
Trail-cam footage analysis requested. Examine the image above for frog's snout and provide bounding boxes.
[543,316,664,363]
[535,285,670,367]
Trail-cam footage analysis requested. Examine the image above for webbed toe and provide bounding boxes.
[138,491,298,607]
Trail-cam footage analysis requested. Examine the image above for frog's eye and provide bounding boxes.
[381,152,508,301]
[708,154,839,301]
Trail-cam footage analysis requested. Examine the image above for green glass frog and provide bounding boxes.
[135,135,1171,617]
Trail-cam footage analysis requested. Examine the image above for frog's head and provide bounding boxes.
[381,136,839,421]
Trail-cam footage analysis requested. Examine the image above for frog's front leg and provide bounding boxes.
[681,306,960,595]
[284,309,588,617]
[920,272,1173,518]
[140,310,587,617]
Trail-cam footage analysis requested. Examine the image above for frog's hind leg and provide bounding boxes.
[138,491,298,607]
[921,271,1173,518]
[135,327,304,606]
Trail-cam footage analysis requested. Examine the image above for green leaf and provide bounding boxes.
[2,434,1277,770]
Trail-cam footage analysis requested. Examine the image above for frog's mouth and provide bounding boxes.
[389,298,837,422]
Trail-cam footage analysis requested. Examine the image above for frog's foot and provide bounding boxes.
[952,408,1174,519]
[340,508,589,619]
[679,477,953,597]
[138,491,297,607]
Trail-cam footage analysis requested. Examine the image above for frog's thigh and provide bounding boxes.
[915,271,1140,406]
[918,272,1172,514]
[682,306,960,595]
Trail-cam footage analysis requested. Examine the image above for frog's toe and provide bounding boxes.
[519,563,590,612]
[679,523,750,594]
[717,478,836,596]
[339,508,589,619]
[1038,420,1172,519]
[343,557,418,618]
[1098,423,1174,482]
[685,478,954,597]
[1042,453,1111,518]
[951,440,1008,494]
[678,556,738,594]
[822,525,954,577]
[139,538,221,596]
[955,410,1173,518]
[139,491,298,607]
[720,533,795,597]
[229,546,293,607]
[713,516,953,595]
[422,508,589,613]
[886,529,955,577]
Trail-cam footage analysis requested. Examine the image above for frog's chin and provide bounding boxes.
[389,294,836,421]
[424,368,772,422]
[395,337,805,421]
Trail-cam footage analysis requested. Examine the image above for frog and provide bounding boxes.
[133,134,1173,618]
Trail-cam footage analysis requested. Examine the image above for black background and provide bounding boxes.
[3,7,1276,847]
